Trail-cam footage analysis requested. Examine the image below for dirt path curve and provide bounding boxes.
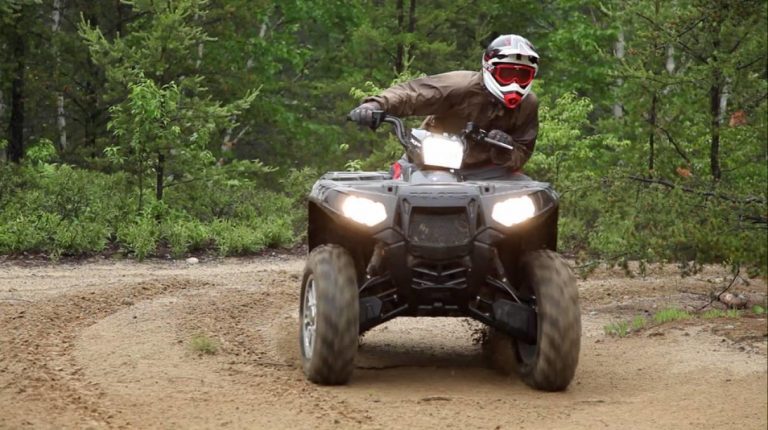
[1,256,766,429]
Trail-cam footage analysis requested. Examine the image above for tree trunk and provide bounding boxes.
[395,0,404,74]
[53,0,68,151]
[648,93,657,174]
[407,0,416,63]
[156,152,165,201]
[0,88,4,162]
[709,81,722,181]
[115,0,124,34]
[7,28,26,163]
[709,20,723,182]
[613,30,625,118]
[138,156,144,213]
[195,11,204,70]
[665,45,675,74]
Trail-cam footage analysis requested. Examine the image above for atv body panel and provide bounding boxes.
[307,170,559,339]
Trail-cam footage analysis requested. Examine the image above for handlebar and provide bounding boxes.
[369,111,519,153]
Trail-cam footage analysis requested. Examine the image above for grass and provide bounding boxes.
[701,308,745,319]
[631,315,647,331]
[701,309,727,319]
[190,334,218,355]
[604,320,630,337]
[604,315,648,337]
[653,308,693,324]
[604,304,766,339]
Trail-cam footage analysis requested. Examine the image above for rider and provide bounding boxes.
[348,34,539,178]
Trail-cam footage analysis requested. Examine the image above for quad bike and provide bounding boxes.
[299,112,580,391]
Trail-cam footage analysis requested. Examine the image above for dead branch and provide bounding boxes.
[697,268,740,311]
[627,176,767,205]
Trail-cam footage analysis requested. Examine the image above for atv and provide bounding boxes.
[299,112,580,391]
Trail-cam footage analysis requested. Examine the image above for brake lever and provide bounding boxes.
[485,137,516,152]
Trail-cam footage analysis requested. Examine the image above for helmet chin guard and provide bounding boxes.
[482,34,539,109]
[504,93,523,109]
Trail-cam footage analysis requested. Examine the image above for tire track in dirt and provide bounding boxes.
[0,277,211,429]
[1,258,766,429]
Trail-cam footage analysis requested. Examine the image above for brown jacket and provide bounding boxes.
[364,70,538,168]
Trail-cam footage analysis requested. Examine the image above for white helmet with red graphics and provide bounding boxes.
[482,34,539,109]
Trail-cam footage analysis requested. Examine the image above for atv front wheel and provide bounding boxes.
[486,250,581,391]
[515,250,581,391]
[299,244,359,385]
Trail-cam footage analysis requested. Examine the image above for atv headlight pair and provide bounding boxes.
[491,196,536,227]
[341,196,387,227]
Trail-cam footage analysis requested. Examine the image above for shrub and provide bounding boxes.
[118,215,159,260]
[210,220,267,256]
[161,217,210,258]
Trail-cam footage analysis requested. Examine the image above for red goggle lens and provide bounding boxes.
[492,64,534,86]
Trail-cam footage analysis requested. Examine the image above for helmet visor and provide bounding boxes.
[492,64,535,87]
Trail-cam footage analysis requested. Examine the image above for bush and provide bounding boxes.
[0,159,304,259]
[161,217,211,258]
[118,215,159,260]
[210,220,266,256]
[0,164,129,256]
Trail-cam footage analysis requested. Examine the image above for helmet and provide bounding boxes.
[482,34,539,109]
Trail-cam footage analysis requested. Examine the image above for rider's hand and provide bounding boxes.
[347,101,383,130]
[488,129,526,170]
[487,129,513,147]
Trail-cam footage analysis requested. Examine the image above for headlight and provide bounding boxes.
[421,136,464,169]
[341,196,387,227]
[492,196,536,227]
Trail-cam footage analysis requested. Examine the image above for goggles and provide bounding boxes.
[491,64,535,87]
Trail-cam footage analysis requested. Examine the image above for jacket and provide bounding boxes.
[364,70,538,168]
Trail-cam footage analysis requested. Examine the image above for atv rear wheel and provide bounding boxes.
[299,245,359,385]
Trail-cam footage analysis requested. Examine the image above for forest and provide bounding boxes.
[0,0,766,274]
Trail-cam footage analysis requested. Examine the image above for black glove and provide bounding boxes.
[347,101,383,130]
[488,129,514,165]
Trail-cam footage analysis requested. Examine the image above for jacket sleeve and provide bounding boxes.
[362,72,464,117]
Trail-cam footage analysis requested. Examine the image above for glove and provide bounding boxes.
[488,129,528,170]
[488,129,514,164]
[347,101,383,130]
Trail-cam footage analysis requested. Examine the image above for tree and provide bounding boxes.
[0,0,42,162]
[618,0,767,182]
[82,0,256,210]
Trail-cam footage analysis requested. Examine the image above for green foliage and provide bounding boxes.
[0,163,129,256]
[118,215,159,261]
[701,309,727,319]
[209,220,265,256]
[161,217,210,258]
[0,0,765,269]
[24,139,57,164]
[604,315,648,337]
[0,161,302,259]
[604,320,630,337]
[190,334,217,355]
[701,308,748,319]
[653,308,692,324]
[631,315,647,331]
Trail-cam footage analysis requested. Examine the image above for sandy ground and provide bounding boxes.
[0,255,766,429]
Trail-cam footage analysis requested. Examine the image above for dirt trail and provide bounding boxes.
[1,256,766,429]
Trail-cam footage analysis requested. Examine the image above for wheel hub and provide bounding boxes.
[302,277,317,359]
